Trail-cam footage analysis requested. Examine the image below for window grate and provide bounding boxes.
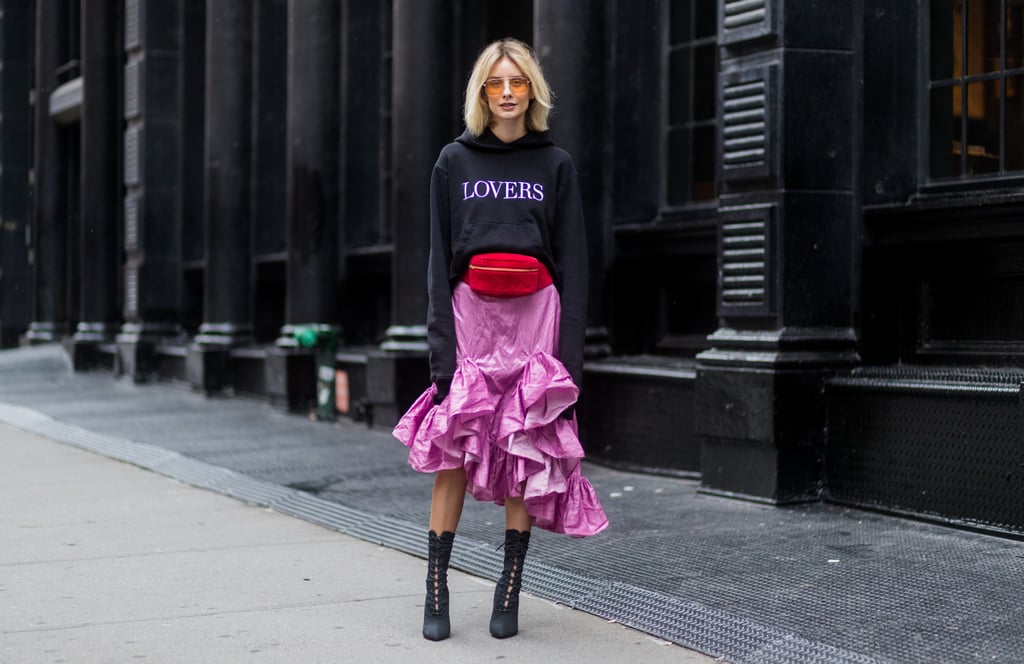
[929,0,1024,180]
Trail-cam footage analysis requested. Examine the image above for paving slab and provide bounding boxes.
[3,344,1024,663]
[0,423,708,664]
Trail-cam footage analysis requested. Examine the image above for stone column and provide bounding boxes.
[187,0,254,391]
[281,0,341,333]
[264,0,341,410]
[250,0,288,342]
[117,0,185,381]
[384,0,453,350]
[694,1,861,502]
[366,0,453,426]
[194,0,253,347]
[26,0,70,343]
[0,4,34,347]
[72,0,123,368]
[533,0,611,357]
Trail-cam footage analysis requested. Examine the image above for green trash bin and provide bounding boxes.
[294,325,338,421]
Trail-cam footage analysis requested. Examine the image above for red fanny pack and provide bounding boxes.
[464,253,553,297]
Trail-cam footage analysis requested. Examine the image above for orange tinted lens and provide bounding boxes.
[484,78,528,95]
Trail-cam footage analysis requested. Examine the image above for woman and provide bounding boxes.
[393,38,608,642]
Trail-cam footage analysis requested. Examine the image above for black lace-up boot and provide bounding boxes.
[489,529,531,638]
[423,530,455,641]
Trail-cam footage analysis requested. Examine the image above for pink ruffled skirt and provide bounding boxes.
[393,283,608,537]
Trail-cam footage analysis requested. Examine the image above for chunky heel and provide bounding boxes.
[423,530,455,641]
[489,529,530,638]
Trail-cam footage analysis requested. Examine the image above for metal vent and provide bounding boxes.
[125,0,140,50]
[124,60,140,119]
[125,265,139,315]
[722,79,767,171]
[723,0,766,31]
[124,196,139,251]
[826,371,1024,534]
[720,0,775,45]
[721,217,766,305]
[124,126,140,186]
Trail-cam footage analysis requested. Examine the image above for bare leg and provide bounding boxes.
[504,496,533,533]
[429,468,468,534]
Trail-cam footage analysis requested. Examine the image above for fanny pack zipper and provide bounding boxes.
[467,265,538,273]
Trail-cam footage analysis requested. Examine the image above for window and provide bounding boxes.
[930,0,1024,179]
[665,0,718,205]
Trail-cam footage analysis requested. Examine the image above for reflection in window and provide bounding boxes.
[666,0,718,205]
[930,0,1024,179]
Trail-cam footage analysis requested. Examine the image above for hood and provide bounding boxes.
[455,128,554,152]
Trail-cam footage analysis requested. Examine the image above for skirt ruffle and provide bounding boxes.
[394,329,608,537]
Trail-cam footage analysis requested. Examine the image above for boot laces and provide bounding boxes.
[427,533,454,616]
[496,536,528,612]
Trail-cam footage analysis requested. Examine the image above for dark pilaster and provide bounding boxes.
[337,0,391,347]
[0,3,34,347]
[384,0,453,348]
[250,0,288,343]
[27,0,70,344]
[266,0,342,409]
[73,0,123,368]
[533,0,611,357]
[694,0,862,502]
[281,0,341,333]
[188,0,254,391]
[194,0,253,347]
[367,0,453,426]
[118,0,185,380]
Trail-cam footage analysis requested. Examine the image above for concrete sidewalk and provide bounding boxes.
[0,422,710,663]
[3,344,1024,663]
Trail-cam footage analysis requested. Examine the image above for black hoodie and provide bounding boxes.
[427,128,588,389]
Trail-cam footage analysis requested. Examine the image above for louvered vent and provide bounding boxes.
[125,0,140,48]
[125,265,139,316]
[124,60,140,119]
[720,211,768,307]
[721,79,767,172]
[723,0,766,31]
[124,126,141,186]
[124,196,139,251]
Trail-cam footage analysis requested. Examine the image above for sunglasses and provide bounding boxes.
[482,77,531,96]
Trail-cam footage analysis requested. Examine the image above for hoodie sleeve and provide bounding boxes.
[426,162,456,383]
[551,162,588,390]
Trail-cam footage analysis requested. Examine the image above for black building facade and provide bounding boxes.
[1,1,1021,537]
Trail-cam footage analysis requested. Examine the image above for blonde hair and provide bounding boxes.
[464,38,553,137]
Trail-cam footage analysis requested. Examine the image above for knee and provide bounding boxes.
[435,468,467,488]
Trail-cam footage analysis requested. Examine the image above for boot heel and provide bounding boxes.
[423,530,455,641]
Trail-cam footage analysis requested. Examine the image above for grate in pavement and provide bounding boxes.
[4,346,1024,663]
[1,400,879,663]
